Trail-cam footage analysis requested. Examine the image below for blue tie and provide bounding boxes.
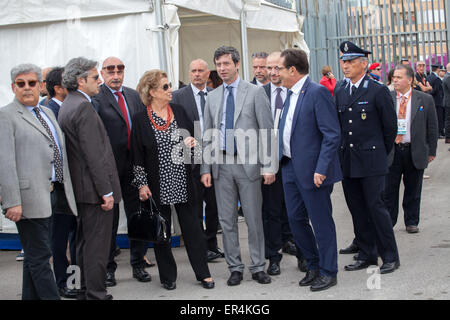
[278,89,293,160]
[225,86,235,154]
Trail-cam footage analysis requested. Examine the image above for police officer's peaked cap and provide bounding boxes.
[340,41,371,61]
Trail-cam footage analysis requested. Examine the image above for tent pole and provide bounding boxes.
[240,8,250,81]
[155,0,169,76]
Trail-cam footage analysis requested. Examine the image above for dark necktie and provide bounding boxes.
[225,86,235,153]
[277,89,293,160]
[114,91,131,149]
[198,91,206,114]
[274,87,283,117]
[33,107,63,182]
[351,85,357,95]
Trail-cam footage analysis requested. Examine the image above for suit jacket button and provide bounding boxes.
[349,132,352,135]
[350,144,354,147]
[349,108,352,111]
[49,144,53,148]
[349,120,352,123]
[373,146,376,149]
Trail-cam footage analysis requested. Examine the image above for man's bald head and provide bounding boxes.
[101,56,125,91]
[266,51,282,86]
[189,59,210,90]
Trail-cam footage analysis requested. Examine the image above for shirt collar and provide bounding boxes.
[51,97,63,106]
[77,89,92,102]
[191,83,207,95]
[270,82,285,94]
[106,84,123,94]
[351,74,366,88]
[224,76,240,90]
[398,88,412,98]
[25,103,41,111]
[290,75,309,95]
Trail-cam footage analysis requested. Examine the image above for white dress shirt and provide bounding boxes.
[282,75,308,158]
[190,83,208,135]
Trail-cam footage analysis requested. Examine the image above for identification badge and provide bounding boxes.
[397,119,407,135]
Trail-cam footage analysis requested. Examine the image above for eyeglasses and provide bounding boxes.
[103,64,125,72]
[275,66,286,72]
[162,83,172,91]
[88,75,100,81]
[15,80,38,88]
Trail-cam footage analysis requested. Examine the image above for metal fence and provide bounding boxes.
[299,0,449,82]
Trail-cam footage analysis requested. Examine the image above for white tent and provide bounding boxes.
[0,0,308,234]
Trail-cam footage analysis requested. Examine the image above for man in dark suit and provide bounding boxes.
[250,52,269,87]
[59,57,122,300]
[45,66,78,298]
[92,57,151,286]
[427,64,445,137]
[335,41,400,275]
[171,58,224,263]
[261,51,306,275]
[277,48,342,292]
[443,63,450,145]
[385,65,438,233]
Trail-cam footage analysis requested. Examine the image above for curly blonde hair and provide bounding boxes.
[136,69,167,106]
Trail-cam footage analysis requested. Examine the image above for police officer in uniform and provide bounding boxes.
[334,41,400,274]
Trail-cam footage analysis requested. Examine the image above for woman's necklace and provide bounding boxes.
[147,104,172,131]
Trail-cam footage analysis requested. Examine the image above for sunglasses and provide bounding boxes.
[88,75,100,81]
[15,80,38,88]
[103,64,125,72]
[162,83,172,91]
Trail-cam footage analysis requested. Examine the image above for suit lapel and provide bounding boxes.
[215,86,225,128]
[291,77,310,133]
[17,101,51,141]
[186,85,200,121]
[410,89,419,123]
[347,75,370,106]
[234,81,248,125]
[104,85,126,123]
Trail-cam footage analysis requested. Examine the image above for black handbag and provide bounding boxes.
[127,197,169,243]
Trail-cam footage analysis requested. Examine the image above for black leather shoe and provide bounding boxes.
[59,286,78,299]
[207,250,222,262]
[133,266,152,282]
[267,261,281,275]
[297,258,308,272]
[344,260,377,271]
[282,240,297,256]
[162,281,176,290]
[252,271,271,284]
[299,269,319,286]
[211,247,225,258]
[104,294,113,300]
[310,275,337,292]
[380,260,400,274]
[339,242,359,254]
[227,271,243,286]
[201,279,215,289]
[105,272,116,287]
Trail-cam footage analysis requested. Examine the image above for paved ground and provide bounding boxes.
[1,140,449,301]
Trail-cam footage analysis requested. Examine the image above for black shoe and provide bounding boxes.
[104,294,113,300]
[297,258,308,272]
[227,271,243,286]
[207,250,222,262]
[380,260,400,274]
[299,269,319,286]
[267,261,281,275]
[105,272,116,287]
[339,242,359,254]
[133,266,152,282]
[251,271,271,284]
[59,286,78,299]
[310,275,337,292]
[162,281,176,290]
[212,247,225,258]
[282,240,297,256]
[201,279,215,289]
[344,260,377,271]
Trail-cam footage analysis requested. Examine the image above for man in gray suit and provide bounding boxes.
[200,46,276,286]
[0,63,77,300]
[443,63,450,145]
[59,57,122,300]
[385,64,438,233]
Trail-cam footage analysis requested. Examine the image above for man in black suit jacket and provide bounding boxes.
[171,59,224,262]
[427,65,445,137]
[59,57,122,300]
[91,57,150,286]
[385,65,438,233]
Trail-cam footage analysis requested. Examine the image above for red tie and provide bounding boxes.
[114,91,131,149]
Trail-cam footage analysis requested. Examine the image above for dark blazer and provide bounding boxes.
[388,89,438,169]
[58,91,122,204]
[92,84,145,176]
[263,83,271,100]
[335,75,397,178]
[130,103,198,207]
[443,72,450,109]
[47,99,61,119]
[286,77,342,189]
[427,72,444,107]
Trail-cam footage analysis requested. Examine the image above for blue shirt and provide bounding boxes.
[220,76,240,150]
[105,85,132,130]
[26,104,62,182]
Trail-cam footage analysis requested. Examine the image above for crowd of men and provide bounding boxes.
[0,40,446,299]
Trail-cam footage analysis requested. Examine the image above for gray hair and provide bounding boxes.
[214,46,240,65]
[63,57,98,91]
[251,52,268,59]
[10,64,42,83]
[394,64,415,79]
